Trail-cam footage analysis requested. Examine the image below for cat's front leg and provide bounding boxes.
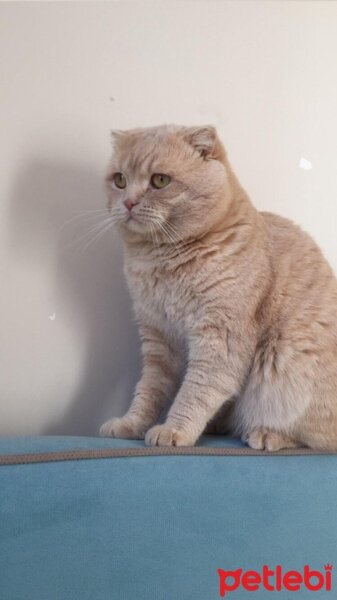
[100,325,182,439]
[145,325,246,447]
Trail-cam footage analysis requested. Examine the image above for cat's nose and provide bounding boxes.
[124,199,138,212]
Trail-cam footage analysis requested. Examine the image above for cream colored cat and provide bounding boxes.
[99,124,337,451]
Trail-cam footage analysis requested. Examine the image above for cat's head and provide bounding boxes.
[105,124,232,242]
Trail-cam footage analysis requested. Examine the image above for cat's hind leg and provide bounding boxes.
[243,428,302,451]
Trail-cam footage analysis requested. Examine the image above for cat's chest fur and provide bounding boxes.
[124,253,195,337]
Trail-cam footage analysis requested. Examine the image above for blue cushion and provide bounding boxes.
[0,436,335,599]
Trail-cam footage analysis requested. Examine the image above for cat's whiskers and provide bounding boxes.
[68,215,117,251]
[148,222,155,247]
[81,218,117,252]
[149,221,158,249]
[160,220,184,245]
[152,218,183,258]
[143,209,183,245]
[60,209,110,231]
[152,221,161,249]
[69,216,112,244]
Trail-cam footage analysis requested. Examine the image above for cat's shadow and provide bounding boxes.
[8,160,140,435]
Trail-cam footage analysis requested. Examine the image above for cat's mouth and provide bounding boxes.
[123,212,146,232]
[125,213,140,224]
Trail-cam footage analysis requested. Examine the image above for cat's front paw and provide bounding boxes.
[145,425,196,447]
[99,416,146,439]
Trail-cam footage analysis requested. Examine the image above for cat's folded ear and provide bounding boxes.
[182,125,220,159]
[110,129,127,147]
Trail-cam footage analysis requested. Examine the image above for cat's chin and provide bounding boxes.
[120,216,149,237]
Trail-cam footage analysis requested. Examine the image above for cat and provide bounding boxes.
[99,124,337,451]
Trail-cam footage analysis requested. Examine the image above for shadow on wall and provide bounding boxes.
[8,160,140,435]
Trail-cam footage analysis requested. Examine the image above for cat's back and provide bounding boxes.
[261,210,320,259]
[261,210,333,275]
[259,210,337,328]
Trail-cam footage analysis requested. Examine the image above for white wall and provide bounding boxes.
[1,1,337,435]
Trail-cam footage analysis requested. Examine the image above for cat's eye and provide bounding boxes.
[150,173,171,189]
[113,172,127,189]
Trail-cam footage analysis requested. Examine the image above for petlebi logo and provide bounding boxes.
[217,564,333,596]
